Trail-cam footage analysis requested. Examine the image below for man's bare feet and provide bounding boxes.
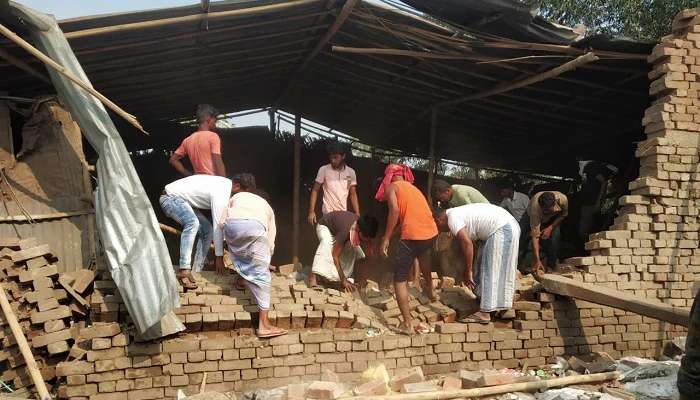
[257,326,287,338]
[461,311,491,324]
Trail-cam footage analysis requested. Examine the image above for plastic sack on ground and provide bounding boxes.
[535,388,621,400]
[624,375,680,400]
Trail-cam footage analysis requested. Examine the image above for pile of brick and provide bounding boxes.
[269,364,540,399]
[0,237,97,396]
[172,271,389,333]
[365,275,458,327]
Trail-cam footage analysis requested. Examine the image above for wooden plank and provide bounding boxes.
[36,298,59,312]
[18,238,38,250]
[30,305,71,324]
[538,273,690,327]
[32,329,72,348]
[25,256,48,270]
[0,285,51,399]
[71,269,96,294]
[18,265,58,283]
[58,276,88,307]
[10,244,51,263]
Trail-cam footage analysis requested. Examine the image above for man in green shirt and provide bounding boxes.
[433,180,489,208]
[432,180,489,285]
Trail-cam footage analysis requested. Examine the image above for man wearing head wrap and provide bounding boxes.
[377,164,438,335]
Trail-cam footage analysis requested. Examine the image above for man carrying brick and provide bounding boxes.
[219,173,286,338]
[159,175,231,289]
[169,104,226,177]
[308,211,379,291]
[377,164,437,335]
[307,141,360,224]
[434,204,520,324]
[521,191,568,274]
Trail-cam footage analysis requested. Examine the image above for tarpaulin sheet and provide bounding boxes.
[8,2,184,339]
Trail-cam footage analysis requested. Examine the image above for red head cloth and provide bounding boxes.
[374,163,415,202]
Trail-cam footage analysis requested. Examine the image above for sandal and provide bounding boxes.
[460,313,491,325]
[177,273,198,290]
[257,328,288,338]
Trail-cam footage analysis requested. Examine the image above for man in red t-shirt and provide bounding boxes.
[169,104,227,177]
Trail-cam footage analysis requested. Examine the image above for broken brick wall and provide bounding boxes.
[563,9,700,357]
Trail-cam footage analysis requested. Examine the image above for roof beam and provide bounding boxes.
[63,0,322,39]
[274,0,360,105]
[433,52,600,110]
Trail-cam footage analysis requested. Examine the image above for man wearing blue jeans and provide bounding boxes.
[160,175,231,289]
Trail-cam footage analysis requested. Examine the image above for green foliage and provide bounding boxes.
[521,0,699,40]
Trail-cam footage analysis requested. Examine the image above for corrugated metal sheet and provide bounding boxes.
[0,216,93,272]
[0,101,95,272]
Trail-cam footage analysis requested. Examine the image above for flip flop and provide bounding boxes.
[233,277,247,291]
[257,328,288,338]
[177,274,198,290]
[460,315,491,325]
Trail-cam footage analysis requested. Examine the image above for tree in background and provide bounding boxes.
[522,0,698,41]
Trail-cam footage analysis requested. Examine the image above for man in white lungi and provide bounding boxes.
[433,203,520,324]
[310,211,378,291]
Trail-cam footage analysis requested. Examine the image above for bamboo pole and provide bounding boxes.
[0,286,51,400]
[0,23,147,135]
[292,113,302,269]
[332,46,475,60]
[63,0,322,39]
[435,52,600,109]
[351,371,620,400]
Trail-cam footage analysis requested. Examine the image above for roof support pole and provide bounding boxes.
[427,106,438,205]
[292,113,302,269]
[274,0,360,106]
[269,108,277,134]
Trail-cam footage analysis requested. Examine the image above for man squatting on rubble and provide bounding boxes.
[434,203,520,324]
[520,191,569,273]
[307,142,361,288]
[377,164,438,335]
[218,173,286,338]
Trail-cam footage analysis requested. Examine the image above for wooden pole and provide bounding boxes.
[332,46,474,60]
[274,0,360,105]
[0,287,51,400]
[0,24,148,135]
[269,108,277,134]
[537,273,690,327]
[292,113,302,269]
[63,0,321,39]
[436,52,600,109]
[426,106,438,204]
[349,371,620,400]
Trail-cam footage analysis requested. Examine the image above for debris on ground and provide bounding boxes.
[0,238,102,397]
[535,388,621,400]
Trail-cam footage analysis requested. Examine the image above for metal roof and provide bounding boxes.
[0,0,654,176]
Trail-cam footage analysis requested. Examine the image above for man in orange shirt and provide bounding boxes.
[377,164,438,335]
[169,104,227,177]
